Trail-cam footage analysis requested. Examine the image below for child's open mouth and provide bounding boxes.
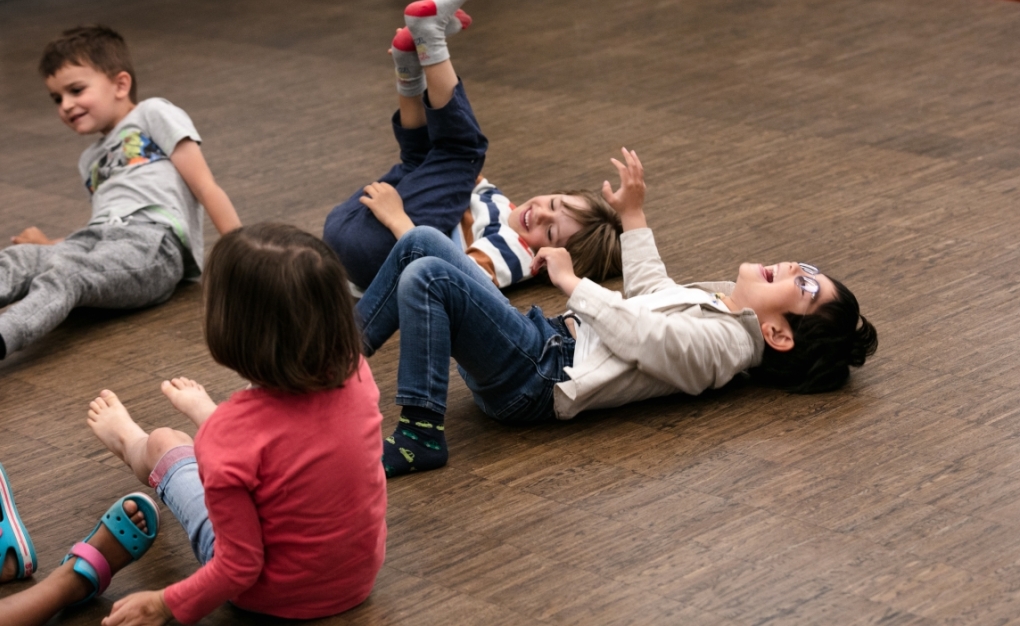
[761,265,774,282]
[521,207,532,230]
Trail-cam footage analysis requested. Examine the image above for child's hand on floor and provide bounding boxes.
[533,247,581,297]
[601,148,647,231]
[360,182,415,239]
[11,226,62,245]
[102,589,173,626]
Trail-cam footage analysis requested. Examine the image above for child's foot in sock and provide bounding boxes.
[392,27,426,97]
[382,414,448,477]
[392,9,470,97]
[161,377,218,426]
[404,0,470,65]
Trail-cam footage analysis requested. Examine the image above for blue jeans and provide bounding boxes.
[356,227,574,425]
[151,451,215,566]
[323,80,488,289]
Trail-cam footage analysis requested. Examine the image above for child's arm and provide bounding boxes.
[11,227,64,245]
[360,181,415,239]
[169,139,241,235]
[601,148,678,298]
[601,148,647,232]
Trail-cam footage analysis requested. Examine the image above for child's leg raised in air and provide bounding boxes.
[323,4,482,290]
[0,498,152,626]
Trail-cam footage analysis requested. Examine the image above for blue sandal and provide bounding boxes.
[61,492,160,605]
[0,462,37,580]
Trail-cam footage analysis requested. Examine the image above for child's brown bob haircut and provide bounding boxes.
[204,223,361,394]
[38,25,138,104]
[560,190,623,282]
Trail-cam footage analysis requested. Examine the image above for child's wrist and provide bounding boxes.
[158,589,174,621]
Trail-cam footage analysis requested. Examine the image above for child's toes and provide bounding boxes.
[100,389,122,407]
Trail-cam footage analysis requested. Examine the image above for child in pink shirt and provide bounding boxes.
[87,223,387,625]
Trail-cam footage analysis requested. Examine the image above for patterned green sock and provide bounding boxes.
[382,407,447,478]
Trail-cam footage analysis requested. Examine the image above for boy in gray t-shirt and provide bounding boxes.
[0,26,240,359]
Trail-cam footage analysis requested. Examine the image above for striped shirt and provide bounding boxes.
[451,178,535,288]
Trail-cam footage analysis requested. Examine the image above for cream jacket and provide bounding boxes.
[553,228,765,419]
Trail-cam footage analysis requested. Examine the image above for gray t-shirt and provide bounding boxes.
[79,98,204,279]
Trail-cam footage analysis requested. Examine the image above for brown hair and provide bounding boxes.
[204,223,361,394]
[559,190,623,281]
[39,25,137,103]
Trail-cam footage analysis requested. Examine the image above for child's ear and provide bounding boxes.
[761,321,794,352]
[113,71,133,100]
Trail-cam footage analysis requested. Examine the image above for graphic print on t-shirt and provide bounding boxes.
[85,129,168,195]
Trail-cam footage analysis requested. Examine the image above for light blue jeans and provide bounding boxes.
[355,227,574,424]
[149,447,214,565]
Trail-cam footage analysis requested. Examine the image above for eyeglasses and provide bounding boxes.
[795,263,820,300]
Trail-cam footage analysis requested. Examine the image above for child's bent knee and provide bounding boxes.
[147,428,194,460]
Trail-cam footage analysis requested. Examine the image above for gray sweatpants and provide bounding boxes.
[0,223,184,355]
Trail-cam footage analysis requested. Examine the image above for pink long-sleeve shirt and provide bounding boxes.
[163,358,387,623]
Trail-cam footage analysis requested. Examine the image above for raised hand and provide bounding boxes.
[600,148,647,231]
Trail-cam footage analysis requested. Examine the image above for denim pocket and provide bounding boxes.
[489,381,555,425]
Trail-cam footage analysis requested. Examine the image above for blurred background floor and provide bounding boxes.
[3,0,1020,623]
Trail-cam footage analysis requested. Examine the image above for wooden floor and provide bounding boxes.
[3,0,1020,623]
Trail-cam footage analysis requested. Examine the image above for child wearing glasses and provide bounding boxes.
[354,149,878,477]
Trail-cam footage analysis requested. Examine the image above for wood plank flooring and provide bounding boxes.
[2,0,1020,623]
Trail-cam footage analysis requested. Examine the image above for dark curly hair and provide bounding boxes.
[751,277,878,393]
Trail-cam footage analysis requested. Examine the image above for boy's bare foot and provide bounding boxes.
[87,390,148,465]
[11,226,60,246]
[161,378,217,426]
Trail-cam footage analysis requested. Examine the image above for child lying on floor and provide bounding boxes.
[354,148,879,477]
[323,0,622,292]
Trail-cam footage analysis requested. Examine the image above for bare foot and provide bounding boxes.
[161,378,217,426]
[87,390,148,465]
[11,226,56,245]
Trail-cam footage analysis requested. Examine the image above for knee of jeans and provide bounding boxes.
[397,256,449,295]
[147,428,193,464]
[399,226,450,252]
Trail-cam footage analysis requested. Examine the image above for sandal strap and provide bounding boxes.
[68,541,112,595]
[0,463,37,579]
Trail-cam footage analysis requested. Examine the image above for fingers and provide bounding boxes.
[601,179,614,202]
[618,148,644,179]
[610,157,626,181]
[530,246,556,275]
